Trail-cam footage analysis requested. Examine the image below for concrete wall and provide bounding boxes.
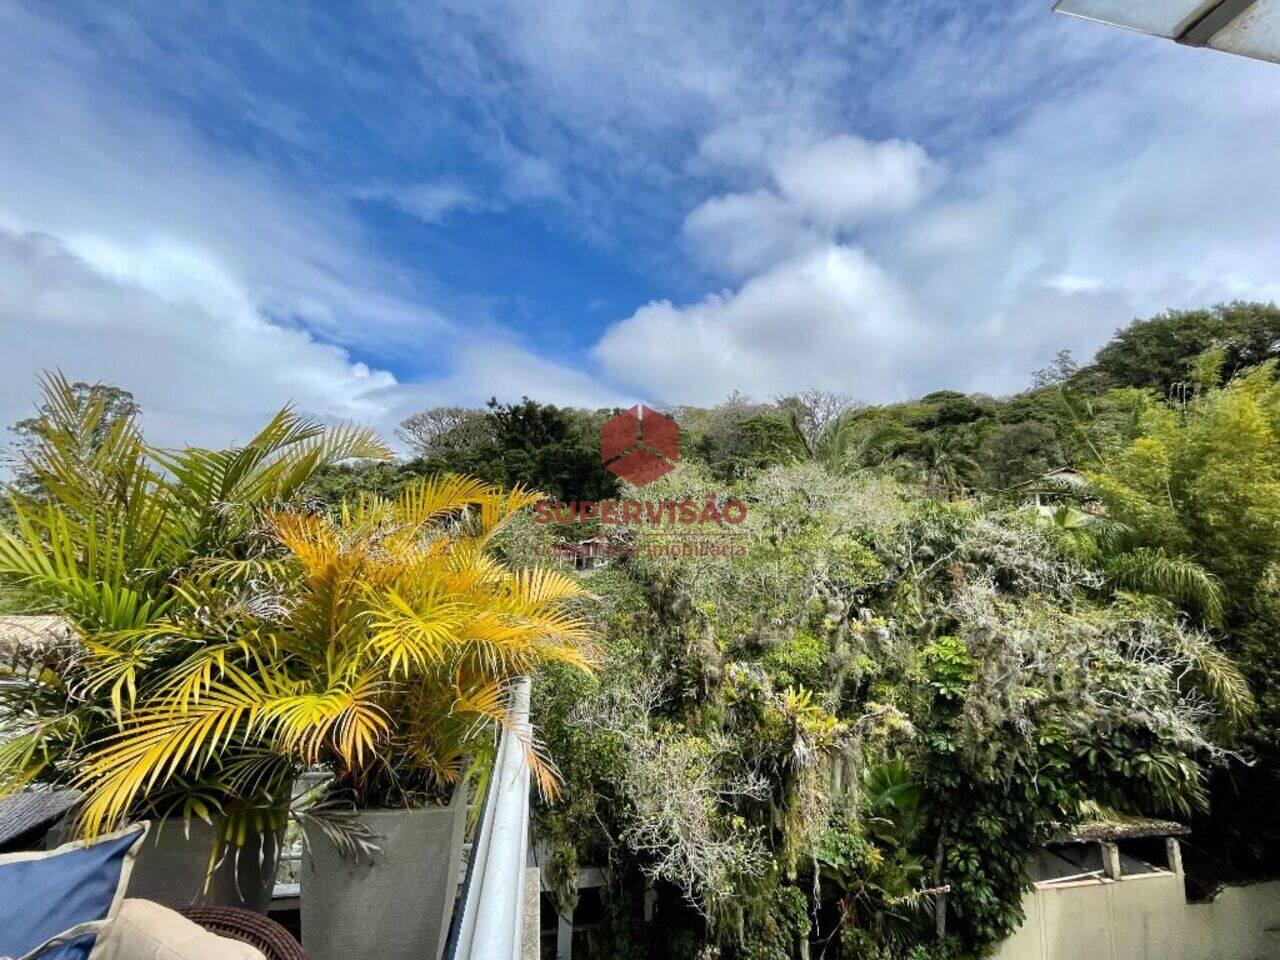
[993,878,1280,960]
[1185,882,1280,960]
[993,873,1186,960]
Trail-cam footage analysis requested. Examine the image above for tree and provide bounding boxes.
[0,372,392,832]
[1086,359,1280,877]
[977,420,1062,489]
[1031,348,1079,388]
[1087,302,1280,395]
[4,378,139,499]
[774,389,860,446]
[70,476,592,836]
[536,463,1243,958]
[407,398,619,501]
[396,405,492,458]
[916,429,979,497]
[1087,360,1280,609]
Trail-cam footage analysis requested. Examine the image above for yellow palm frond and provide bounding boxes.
[365,589,469,675]
[474,485,544,541]
[508,567,592,610]
[270,512,341,575]
[257,673,390,769]
[75,682,271,837]
[393,475,502,529]
[152,640,259,709]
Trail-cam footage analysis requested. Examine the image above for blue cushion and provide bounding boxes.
[0,823,146,960]
[14,928,98,960]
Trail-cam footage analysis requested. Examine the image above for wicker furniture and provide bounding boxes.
[179,906,307,960]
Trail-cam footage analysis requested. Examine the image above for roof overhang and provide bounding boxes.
[1053,0,1280,65]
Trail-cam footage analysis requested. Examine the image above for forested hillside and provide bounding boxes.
[4,302,1277,960]
[296,302,1280,959]
[314,301,1280,502]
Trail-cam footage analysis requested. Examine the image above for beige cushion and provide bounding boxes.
[92,900,266,960]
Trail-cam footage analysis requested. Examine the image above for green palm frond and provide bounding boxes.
[4,376,589,835]
[1173,630,1257,727]
[0,375,416,836]
[1106,548,1225,623]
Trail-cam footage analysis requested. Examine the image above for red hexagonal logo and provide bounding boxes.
[601,405,679,486]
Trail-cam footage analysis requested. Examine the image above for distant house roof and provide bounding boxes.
[1014,466,1085,488]
[1056,817,1190,844]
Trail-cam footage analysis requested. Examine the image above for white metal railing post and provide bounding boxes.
[449,677,532,960]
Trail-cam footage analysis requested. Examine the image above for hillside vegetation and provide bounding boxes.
[4,301,1278,960]
[306,302,1279,959]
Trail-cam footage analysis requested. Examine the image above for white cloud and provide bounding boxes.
[0,229,400,451]
[594,245,924,406]
[1046,274,1105,295]
[355,181,495,224]
[497,147,567,202]
[0,3,445,450]
[682,190,820,279]
[684,132,941,279]
[770,135,942,228]
[419,341,632,411]
[8,0,1280,445]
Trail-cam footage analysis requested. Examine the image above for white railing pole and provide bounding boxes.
[450,677,532,960]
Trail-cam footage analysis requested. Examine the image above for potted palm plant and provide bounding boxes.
[273,477,594,960]
[61,474,593,960]
[0,373,390,910]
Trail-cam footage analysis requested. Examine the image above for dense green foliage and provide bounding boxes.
[1084,357,1280,881]
[5,301,1277,958]
[1083,302,1280,395]
[531,465,1246,957]
[306,398,621,506]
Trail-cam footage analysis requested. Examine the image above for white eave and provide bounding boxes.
[1054,0,1280,65]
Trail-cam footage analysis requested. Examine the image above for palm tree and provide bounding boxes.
[1048,505,1225,624]
[69,475,594,838]
[0,372,386,821]
[781,412,919,475]
[916,430,978,498]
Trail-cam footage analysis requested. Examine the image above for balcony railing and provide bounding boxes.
[447,677,535,960]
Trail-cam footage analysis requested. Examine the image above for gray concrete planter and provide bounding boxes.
[300,793,466,960]
[126,817,283,912]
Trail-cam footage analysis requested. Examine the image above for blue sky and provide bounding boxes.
[2,1,1279,449]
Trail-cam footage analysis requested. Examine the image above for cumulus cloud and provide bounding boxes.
[7,0,1280,445]
[682,190,820,278]
[424,342,632,410]
[594,246,923,406]
[0,230,399,450]
[637,14,1280,405]
[770,135,941,227]
[683,133,941,279]
[0,3,439,449]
